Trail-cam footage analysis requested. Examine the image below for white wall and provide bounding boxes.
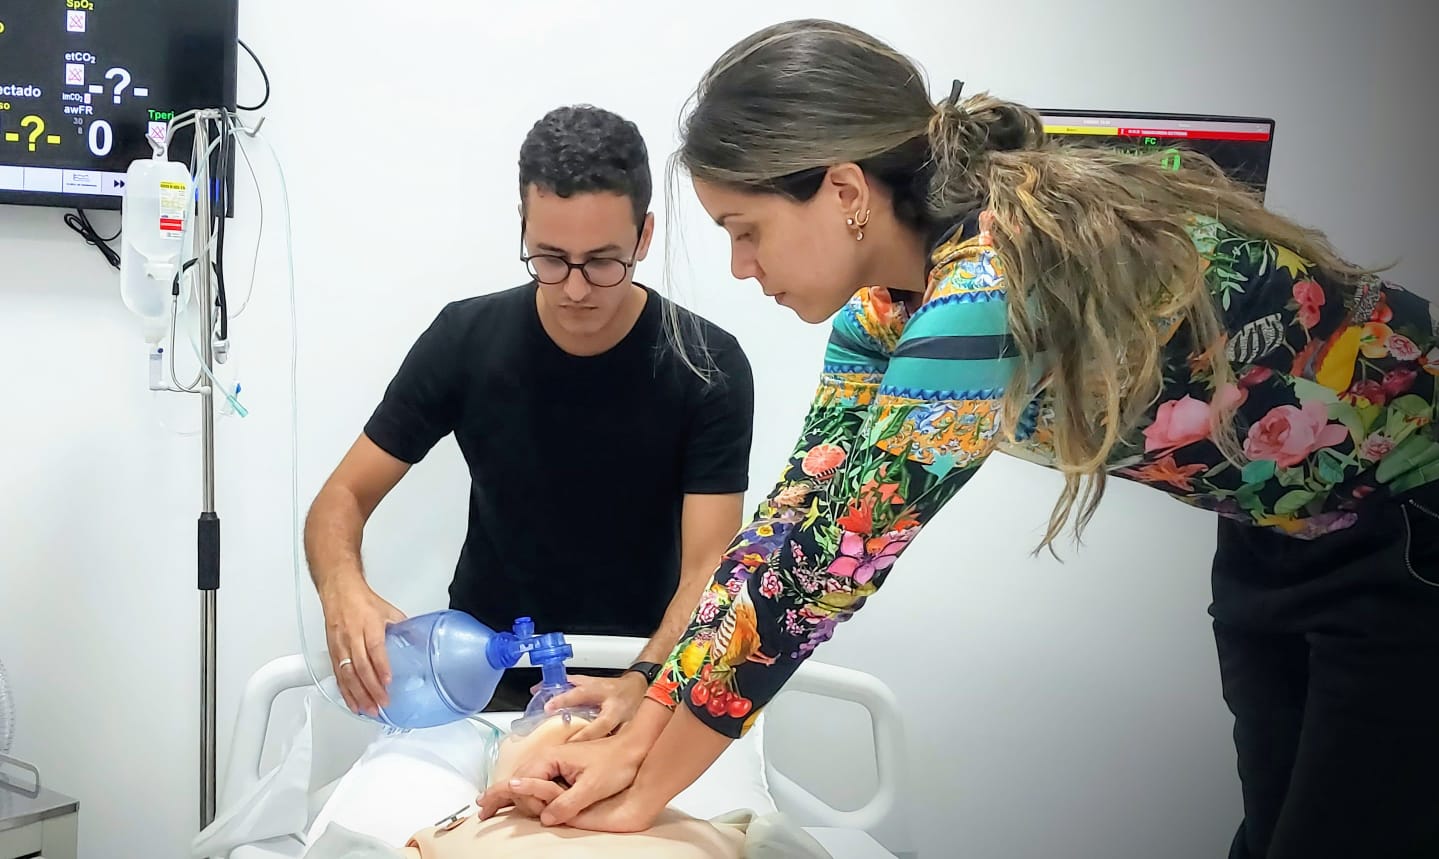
[1,1,1433,857]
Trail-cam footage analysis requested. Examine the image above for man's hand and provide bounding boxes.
[538,673,648,742]
[319,580,405,717]
[476,732,647,827]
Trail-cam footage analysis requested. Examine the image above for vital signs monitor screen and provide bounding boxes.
[1039,110,1276,199]
[0,0,238,211]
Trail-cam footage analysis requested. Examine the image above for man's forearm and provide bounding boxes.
[641,492,745,664]
[304,488,369,600]
[636,564,714,664]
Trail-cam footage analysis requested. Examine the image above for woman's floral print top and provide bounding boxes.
[649,212,1439,738]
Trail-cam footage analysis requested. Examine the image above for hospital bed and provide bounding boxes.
[205,636,912,859]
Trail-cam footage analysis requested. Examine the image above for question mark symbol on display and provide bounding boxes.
[21,115,44,152]
[105,67,131,104]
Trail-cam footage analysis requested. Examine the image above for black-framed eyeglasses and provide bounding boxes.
[520,227,640,288]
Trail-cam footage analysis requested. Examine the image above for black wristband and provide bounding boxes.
[626,661,662,684]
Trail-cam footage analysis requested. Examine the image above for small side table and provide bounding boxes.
[0,783,78,859]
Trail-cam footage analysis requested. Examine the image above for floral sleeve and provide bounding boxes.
[648,240,1023,738]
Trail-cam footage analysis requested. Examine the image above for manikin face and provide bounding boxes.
[490,713,588,783]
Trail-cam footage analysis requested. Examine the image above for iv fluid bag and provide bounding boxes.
[120,158,191,327]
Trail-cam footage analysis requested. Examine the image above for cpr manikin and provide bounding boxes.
[303,709,831,858]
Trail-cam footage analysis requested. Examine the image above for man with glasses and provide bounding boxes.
[304,106,754,736]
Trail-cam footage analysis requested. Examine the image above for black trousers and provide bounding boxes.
[1211,490,1439,859]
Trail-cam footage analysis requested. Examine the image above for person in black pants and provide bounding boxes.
[1212,488,1439,858]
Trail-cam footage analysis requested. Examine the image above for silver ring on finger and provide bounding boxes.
[338,657,354,669]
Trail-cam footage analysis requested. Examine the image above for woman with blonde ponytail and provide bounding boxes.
[480,20,1439,856]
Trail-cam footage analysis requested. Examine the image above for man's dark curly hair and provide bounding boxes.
[518,105,651,228]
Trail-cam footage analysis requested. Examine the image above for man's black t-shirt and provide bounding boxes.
[364,283,753,693]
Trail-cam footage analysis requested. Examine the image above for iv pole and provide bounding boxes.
[190,114,221,830]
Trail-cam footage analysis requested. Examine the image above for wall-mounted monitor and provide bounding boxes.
[0,0,238,210]
[1038,109,1276,200]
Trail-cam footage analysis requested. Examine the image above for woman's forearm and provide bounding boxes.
[630,704,732,810]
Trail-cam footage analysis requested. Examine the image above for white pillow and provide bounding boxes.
[302,711,775,850]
